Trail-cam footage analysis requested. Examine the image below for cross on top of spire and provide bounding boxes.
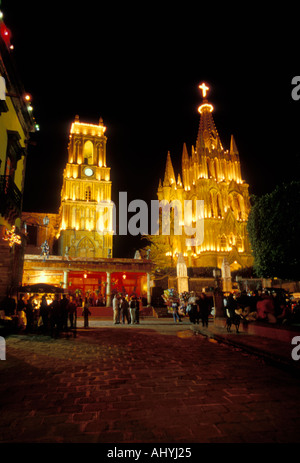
[198,82,214,115]
[199,82,209,99]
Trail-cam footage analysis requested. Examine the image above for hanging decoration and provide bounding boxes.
[162,287,179,313]
[3,226,21,247]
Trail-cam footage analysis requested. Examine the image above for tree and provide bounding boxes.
[140,235,176,270]
[247,181,300,280]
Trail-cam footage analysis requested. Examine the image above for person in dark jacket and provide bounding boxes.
[67,296,77,329]
[59,294,69,331]
[25,296,35,332]
[39,295,49,333]
[198,293,211,327]
[49,295,61,338]
[82,297,91,328]
[135,297,140,324]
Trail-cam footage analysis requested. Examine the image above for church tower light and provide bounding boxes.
[59,115,113,258]
[152,83,253,270]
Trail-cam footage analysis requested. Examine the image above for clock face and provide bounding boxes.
[84,167,94,177]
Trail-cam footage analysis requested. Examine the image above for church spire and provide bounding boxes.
[182,143,189,166]
[230,134,239,156]
[163,151,176,186]
[196,83,223,154]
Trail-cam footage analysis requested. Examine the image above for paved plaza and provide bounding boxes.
[1,318,300,444]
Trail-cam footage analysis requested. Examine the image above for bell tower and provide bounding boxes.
[59,116,113,258]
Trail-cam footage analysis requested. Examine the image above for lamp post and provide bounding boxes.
[43,215,49,239]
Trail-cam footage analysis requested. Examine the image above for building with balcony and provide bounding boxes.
[0,12,35,301]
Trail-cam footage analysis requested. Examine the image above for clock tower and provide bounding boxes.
[59,115,113,258]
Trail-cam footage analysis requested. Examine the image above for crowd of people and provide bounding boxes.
[112,294,140,325]
[0,291,145,336]
[166,287,300,327]
[0,293,92,337]
[1,286,299,338]
[223,289,300,325]
[169,292,212,326]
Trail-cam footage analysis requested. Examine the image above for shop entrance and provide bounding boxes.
[67,271,147,305]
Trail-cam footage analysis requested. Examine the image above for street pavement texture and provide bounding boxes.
[1,319,300,444]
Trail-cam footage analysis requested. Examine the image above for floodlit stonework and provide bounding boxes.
[150,84,253,271]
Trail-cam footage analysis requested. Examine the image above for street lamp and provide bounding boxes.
[43,215,50,239]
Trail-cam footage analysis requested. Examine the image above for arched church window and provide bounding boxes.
[83,140,94,165]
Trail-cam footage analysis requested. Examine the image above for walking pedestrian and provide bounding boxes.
[171,299,182,323]
[112,294,120,324]
[82,297,91,328]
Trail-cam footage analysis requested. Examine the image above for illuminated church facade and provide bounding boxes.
[21,117,152,305]
[59,116,114,259]
[153,83,253,272]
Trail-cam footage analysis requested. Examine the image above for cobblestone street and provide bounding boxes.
[1,321,300,444]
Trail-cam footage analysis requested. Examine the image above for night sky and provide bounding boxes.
[2,1,300,257]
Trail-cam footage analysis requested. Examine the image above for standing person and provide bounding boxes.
[256,291,276,323]
[112,294,120,324]
[188,300,199,324]
[39,295,49,333]
[171,299,181,323]
[187,292,198,324]
[25,296,35,332]
[49,294,61,338]
[198,292,210,327]
[120,297,130,324]
[60,294,69,331]
[82,297,91,328]
[17,295,26,331]
[67,296,77,329]
[129,296,136,324]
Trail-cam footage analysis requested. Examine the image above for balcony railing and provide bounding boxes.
[0,175,22,224]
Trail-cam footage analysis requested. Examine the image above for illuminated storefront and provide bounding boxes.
[22,255,153,307]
